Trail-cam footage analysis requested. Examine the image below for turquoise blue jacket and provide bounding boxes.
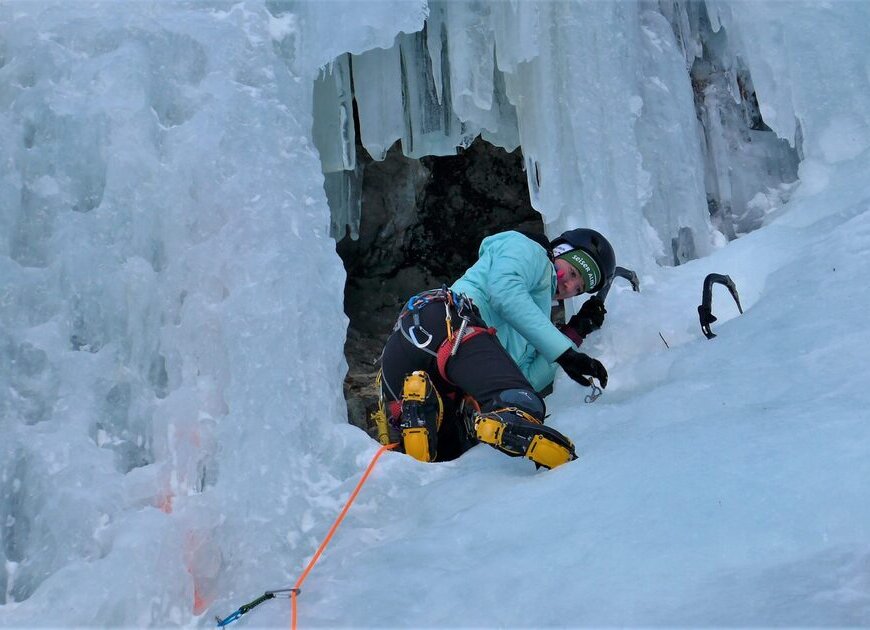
[451,231,573,392]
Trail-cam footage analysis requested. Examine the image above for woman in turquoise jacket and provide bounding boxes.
[376,228,614,470]
[452,230,609,392]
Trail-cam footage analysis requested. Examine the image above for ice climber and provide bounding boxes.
[372,228,615,470]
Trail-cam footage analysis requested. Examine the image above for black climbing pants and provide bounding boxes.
[380,298,544,461]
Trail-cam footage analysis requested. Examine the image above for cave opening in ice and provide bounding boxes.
[332,132,542,436]
[307,16,553,438]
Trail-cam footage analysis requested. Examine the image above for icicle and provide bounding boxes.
[312,54,356,173]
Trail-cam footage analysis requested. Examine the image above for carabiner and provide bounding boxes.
[584,382,603,404]
[408,326,433,349]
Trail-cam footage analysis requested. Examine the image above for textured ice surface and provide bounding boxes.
[2,0,869,626]
[317,0,847,271]
[0,0,422,623]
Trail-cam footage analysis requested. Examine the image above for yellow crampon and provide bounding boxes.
[526,434,575,470]
[400,371,443,463]
[371,371,393,446]
[371,403,392,446]
[475,407,576,469]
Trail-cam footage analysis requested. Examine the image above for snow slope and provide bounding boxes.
[242,149,870,628]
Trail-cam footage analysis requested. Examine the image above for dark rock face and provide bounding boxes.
[411,139,544,278]
[337,144,430,279]
[337,137,542,435]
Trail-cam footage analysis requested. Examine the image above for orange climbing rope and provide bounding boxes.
[289,442,398,630]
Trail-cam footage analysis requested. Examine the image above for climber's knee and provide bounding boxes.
[487,388,546,421]
[397,371,443,463]
[474,406,576,470]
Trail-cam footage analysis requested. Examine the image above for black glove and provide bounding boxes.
[555,349,608,388]
[565,296,606,339]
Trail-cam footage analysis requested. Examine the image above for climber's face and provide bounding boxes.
[554,258,586,300]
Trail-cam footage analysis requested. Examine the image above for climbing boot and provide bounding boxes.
[458,395,481,442]
[475,407,577,469]
[399,371,443,462]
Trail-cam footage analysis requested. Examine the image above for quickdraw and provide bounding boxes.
[214,444,398,629]
[215,588,298,627]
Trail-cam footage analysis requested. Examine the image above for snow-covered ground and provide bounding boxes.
[2,1,869,627]
[234,148,870,628]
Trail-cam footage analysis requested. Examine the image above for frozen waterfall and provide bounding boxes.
[2,0,869,626]
[313,1,810,267]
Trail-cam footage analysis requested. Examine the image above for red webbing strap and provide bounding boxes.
[388,399,402,421]
[436,326,497,384]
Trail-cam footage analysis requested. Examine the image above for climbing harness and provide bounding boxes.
[394,287,496,384]
[698,273,743,339]
[435,325,496,385]
[214,443,398,628]
[396,287,468,352]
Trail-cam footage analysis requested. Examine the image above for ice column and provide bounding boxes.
[352,42,404,162]
[312,54,364,239]
[1,1,427,623]
[312,55,356,174]
[663,0,800,238]
[707,0,870,166]
[636,7,712,264]
[314,0,817,265]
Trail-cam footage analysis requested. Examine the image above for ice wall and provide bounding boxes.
[2,0,868,625]
[658,0,800,245]
[707,1,870,182]
[314,1,721,269]
[316,1,864,270]
[0,1,423,624]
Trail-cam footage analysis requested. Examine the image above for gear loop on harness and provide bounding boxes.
[394,287,479,354]
[396,287,461,351]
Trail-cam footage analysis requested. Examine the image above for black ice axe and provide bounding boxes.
[698,273,743,339]
[596,266,640,302]
[579,266,639,403]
